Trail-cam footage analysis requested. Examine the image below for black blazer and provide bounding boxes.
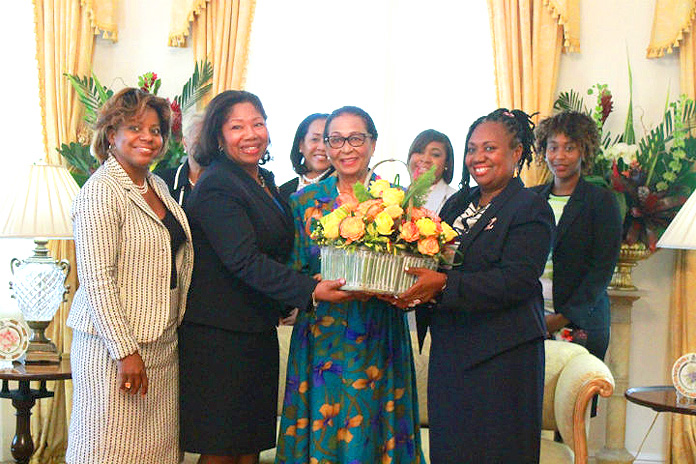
[278,177,299,202]
[155,160,194,208]
[532,178,622,331]
[184,157,317,333]
[420,177,554,368]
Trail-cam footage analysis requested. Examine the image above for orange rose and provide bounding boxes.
[340,216,365,242]
[356,199,384,220]
[336,193,359,211]
[408,207,427,221]
[399,221,420,242]
[417,236,440,255]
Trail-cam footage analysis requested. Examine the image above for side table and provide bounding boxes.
[0,360,71,464]
[625,385,696,415]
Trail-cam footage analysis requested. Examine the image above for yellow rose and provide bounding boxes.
[441,221,458,243]
[381,188,405,206]
[368,179,391,198]
[417,236,440,255]
[340,216,366,242]
[323,215,342,239]
[320,206,348,227]
[374,211,394,235]
[416,217,438,237]
[383,204,403,219]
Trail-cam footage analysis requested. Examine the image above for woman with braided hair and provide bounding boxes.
[395,108,554,463]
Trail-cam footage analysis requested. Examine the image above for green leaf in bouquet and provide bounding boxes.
[352,182,371,202]
[176,60,214,113]
[553,89,587,113]
[402,165,436,210]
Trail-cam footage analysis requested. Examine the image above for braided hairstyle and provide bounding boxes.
[462,108,536,182]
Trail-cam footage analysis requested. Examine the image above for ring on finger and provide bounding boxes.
[124,382,132,390]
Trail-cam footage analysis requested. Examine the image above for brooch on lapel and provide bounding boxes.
[484,217,497,231]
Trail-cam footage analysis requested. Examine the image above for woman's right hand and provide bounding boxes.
[117,352,148,395]
[314,278,354,303]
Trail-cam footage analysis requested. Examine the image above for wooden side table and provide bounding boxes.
[625,385,696,415]
[0,360,71,464]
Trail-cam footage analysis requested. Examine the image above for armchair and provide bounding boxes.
[540,340,615,464]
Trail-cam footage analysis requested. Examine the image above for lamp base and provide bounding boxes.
[25,341,61,364]
[25,321,61,364]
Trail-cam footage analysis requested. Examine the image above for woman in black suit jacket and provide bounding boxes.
[179,91,351,464]
[532,111,622,360]
[401,109,554,463]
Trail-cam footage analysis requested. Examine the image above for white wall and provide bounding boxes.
[0,0,681,462]
[556,1,679,461]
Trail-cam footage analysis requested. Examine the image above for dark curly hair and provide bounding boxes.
[407,129,455,184]
[92,87,172,163]
[290,113,331,175]
[196,90,270,167]
[535,111,600,174]
[463,108,536,182]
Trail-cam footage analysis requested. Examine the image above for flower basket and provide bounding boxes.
[320,246,438,294]
[312,159,457,295]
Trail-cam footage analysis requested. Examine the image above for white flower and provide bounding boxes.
[601,143,639,164]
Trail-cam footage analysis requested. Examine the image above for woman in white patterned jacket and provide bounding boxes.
[66,88,194,464]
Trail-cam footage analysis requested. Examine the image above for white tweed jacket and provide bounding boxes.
[67,156,194,360]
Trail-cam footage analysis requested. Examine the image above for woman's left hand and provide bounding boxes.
[383,267,447,310]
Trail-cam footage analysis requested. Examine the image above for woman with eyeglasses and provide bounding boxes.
[279,113,333,201]
[275,106,426,464]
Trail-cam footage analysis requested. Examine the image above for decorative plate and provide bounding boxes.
[672,353,696,398]
[0,318,30,362]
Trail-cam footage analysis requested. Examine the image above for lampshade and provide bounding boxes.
[0,163,80,238]
[657,189,696,250]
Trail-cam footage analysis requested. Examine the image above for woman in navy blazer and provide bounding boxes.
[532,111,622,360]
[401,109,554,463]
[179,91,351,464]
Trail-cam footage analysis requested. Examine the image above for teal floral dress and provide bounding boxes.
[275,176,426,464]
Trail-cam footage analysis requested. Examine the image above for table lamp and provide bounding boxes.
[0,163,80,363]
[657,189,696,250]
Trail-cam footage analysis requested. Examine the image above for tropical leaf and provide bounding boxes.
[65,72,112,125]
[553,89,587,114]
[56,142,99,186]
[623,54,636,144]
[175,60,214,113]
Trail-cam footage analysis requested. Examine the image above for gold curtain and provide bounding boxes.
[31,0,116,461]
[667,11,696,462]
[647,0,696,58]
[169,0,256,100]
[486,0,579,187]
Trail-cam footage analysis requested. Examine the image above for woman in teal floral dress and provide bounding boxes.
[276,106,425,464]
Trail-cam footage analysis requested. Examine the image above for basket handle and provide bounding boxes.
[364,158,412,188]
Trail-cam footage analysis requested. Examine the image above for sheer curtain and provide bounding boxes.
[244,0,496,189]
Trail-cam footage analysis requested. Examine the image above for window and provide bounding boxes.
[245,0,495,188]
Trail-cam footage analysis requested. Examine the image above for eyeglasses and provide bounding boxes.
[324,133,372,149]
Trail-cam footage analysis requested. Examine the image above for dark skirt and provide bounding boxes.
[179,321,279,455]
[428,337,544,464]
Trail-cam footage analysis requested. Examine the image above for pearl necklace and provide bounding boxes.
[300,169,331,186]
[135,179,149,195]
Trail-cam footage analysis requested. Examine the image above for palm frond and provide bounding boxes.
[553,89,587,113]
[65,72,112,125]
[176,60,214,113]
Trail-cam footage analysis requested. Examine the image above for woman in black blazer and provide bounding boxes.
[179,91,351,464]
[400,109,554,463]
[533,111,622,360]
[278,113,333,201]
